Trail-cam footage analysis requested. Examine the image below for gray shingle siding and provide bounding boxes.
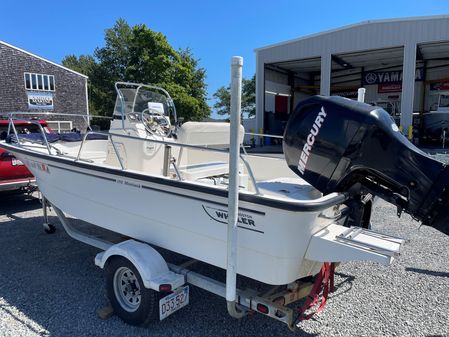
[0,43,88,130]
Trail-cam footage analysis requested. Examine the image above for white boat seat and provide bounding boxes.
[174,161,244,181]
[175,122,245,180]
[176,122,245,146]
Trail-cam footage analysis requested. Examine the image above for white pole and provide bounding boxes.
[357,88,366,102]
[85,78,90,129]
[226,56,243,315]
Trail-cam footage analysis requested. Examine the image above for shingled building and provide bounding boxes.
[0,41,89,131]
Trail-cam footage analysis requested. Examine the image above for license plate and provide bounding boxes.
[159,286,189,320]
[11,158,24,166]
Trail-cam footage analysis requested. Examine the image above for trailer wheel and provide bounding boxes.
[105,257,160,326]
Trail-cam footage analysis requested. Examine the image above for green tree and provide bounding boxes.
[212,74,256,118]
[61,54,100,114]
[61,54,96,75]
[62,18,210,121]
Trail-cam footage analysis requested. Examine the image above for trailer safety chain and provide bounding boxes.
[296,262,336,322]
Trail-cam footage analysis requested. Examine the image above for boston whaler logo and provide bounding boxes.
[202,205,264,234]
[297,107,327,175]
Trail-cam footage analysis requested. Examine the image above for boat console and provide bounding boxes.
[283,95,449,235]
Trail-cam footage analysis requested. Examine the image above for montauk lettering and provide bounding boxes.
[298,107,327,175]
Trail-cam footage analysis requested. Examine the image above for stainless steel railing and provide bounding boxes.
[4,112,261,194]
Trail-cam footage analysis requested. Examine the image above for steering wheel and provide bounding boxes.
[141,108,172,137]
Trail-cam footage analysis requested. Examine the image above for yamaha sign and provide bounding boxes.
[363,68,423,85]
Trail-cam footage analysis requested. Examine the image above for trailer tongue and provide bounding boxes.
[284,95,449,235]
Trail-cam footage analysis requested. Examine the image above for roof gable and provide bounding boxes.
[0,40,88,78]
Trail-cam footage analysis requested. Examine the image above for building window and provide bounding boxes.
[24,73,55,92]
[25,73,31,89]
[46,121,73,133]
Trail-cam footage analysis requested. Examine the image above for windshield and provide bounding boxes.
[113,83,177,123]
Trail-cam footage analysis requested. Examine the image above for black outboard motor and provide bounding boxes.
[283,95,449,235]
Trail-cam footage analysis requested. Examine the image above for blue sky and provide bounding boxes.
[1,0,448,110]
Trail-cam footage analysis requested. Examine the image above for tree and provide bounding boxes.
[61,54,100,114]
[212,74,256,118]
[61,54,96,75]
[62,18,210,122]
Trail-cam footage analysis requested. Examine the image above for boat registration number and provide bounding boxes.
[11,158,24,166]
[159,285,189,320]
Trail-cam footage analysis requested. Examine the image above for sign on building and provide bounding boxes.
[363,68,424,85]
[378,83,403,93]
[27,92,54,110]
[430,82,449,91]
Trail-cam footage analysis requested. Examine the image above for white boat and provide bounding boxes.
[423,92,449,142]
[4,60,434,329]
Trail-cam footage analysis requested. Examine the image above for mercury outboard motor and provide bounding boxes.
[283,95,449,235]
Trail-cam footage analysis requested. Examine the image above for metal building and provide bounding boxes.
[255,15,449,140]
[0,41,89,131]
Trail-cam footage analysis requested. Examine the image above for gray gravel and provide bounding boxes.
[1,185,449,336]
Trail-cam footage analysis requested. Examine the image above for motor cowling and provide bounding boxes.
[283,95,449,235]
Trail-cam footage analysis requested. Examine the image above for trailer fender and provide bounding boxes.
[95,239,185,291]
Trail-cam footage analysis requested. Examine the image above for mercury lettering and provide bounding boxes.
[298,107,327,175]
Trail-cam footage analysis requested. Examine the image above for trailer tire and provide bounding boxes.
[105,256,160,326]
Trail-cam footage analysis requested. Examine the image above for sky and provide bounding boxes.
[1,0,448,112]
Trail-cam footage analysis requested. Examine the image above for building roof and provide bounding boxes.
[0,40,88,78]
[255,15,449,52]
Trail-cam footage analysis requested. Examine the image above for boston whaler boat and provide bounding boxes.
[1,57,449,330]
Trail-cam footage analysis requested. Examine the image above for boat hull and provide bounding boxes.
[13,149,336,285]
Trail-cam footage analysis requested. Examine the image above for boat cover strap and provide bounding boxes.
[296,262,335,322]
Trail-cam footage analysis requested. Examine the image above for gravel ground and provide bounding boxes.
[1,175,449,336]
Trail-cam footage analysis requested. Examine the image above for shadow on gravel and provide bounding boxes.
[0,191,41,215]
[0,304,48,336]
[406,267,449,278]
[329,272,355,299]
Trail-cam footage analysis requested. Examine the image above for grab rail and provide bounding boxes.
[7,115,52,154]
[245,132,283,139]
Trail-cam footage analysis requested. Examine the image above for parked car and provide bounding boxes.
[0,119,51,192]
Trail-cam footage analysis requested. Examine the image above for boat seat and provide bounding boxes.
[173,161,244,181]
[176,122,245,146]
[174,122,245,180]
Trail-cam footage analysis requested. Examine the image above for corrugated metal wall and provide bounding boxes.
[255,16,449,135]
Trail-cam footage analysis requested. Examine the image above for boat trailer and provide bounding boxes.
[41,195,404,330]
